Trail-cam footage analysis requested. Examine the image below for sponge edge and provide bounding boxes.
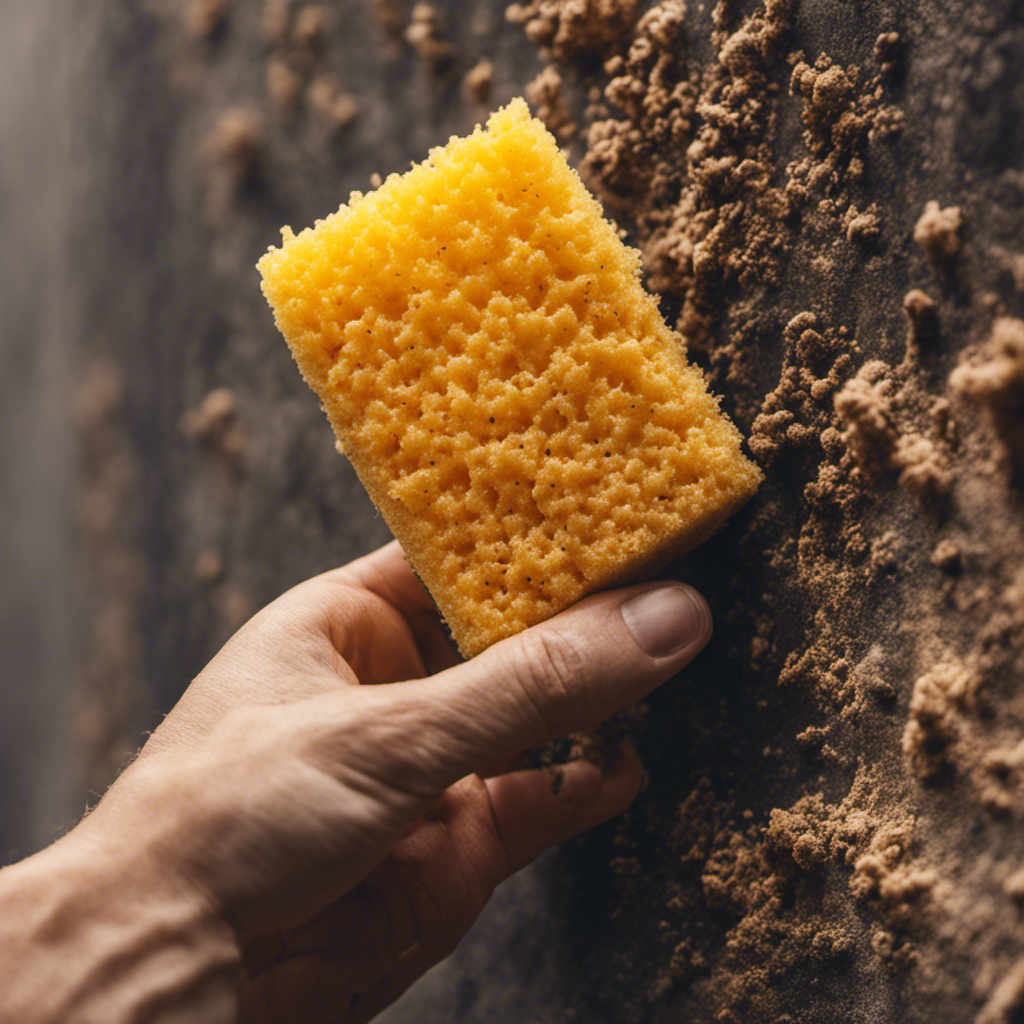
[259,98,762,658]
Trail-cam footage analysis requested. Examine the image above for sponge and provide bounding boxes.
[258,99,762,657]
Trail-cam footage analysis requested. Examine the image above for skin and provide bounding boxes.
[0,541,711,1024]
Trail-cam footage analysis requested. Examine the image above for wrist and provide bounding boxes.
[0,825,240,1024]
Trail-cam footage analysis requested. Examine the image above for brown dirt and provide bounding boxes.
[502,0,1024,1020]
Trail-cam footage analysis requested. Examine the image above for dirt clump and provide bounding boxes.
[202,108,265,223]
[504,0,1024,1019]
[914,200,964,264]
[950,317,1024,478]
[526,63,577,138]
[183,0,230,41]
[405,3,455,69]
[463,57,494,104]
[874,31,901,73]
[505,0,640,61]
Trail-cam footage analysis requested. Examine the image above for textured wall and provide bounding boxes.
[2,1,1024,1021]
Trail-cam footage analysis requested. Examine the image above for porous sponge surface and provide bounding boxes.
[259,99,762,657]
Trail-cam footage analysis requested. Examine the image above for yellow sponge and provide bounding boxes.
[258,99,761,658]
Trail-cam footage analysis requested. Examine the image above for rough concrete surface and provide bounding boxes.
[3,1,1024,1021]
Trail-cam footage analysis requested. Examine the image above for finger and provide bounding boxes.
[272,856,422,970]
[322,541,433,613]
[338,580,710,799]
[346,939,437,1024]
[342,779,505,1024]
[483,745,644,875]
[242,941,427,1024]
[323,541,461,674]
[285,576,426,685]
[474,750,534,779]
[242,774,504,1024]
[243,753,642,1024]
[345,753,642,1023]
[240,860,424,1024]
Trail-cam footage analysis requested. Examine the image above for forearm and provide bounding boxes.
[0,831,240,1024]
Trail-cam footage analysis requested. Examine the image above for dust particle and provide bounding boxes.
[266,56,302,113]
[292,4,328,48]
[505,0,640,62]
[372,0,407,38]
[203,109,264,223]
[463,57,494,105]
[261,0,291,45]
[931,539,961,571]
[874,31,901,72]
[194,548,224,585]
[405,3,455,69]
[950,317,1024,478]
[902,659,980,781]
[183,0,230,40]
[913,200,963,263]
[527,64,577,139]
[308,74,358,131]
[180,387,247,467]
[903,288,938,341]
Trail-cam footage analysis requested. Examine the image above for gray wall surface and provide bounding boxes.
[3,1,1024,1021]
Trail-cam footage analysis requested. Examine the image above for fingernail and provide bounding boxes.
[620,584,706,658]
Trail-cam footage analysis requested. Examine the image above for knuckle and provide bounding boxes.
[511,625,591,735]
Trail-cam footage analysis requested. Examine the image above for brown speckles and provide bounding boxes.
[830,359,954,494]
[194,548,225,585]
[260,2,359,130]
[851,821,936,929]
[834,362,896,468]
[749,316,853,466]
[204,108,264,171]
[181,386,235,441]
[893,432,953,495]
[976,958,1024,1024]
[501,0,1024,1018]
[371,0,408,38]
[977,742,1024,817]
[212,582,254,631]
[794,63,856,141]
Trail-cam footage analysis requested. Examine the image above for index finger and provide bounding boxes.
[325,541,432,612]
[326,541,461,674]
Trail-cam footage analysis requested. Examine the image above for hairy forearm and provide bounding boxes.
[0,831,240,1024]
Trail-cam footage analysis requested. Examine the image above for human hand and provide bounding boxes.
[0,541,711,1024]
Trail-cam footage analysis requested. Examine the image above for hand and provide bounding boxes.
[0,541,711,1024]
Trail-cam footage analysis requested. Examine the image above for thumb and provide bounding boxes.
[382,580,712,791]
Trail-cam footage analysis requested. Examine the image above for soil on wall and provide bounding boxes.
[2,1,1024,1021]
